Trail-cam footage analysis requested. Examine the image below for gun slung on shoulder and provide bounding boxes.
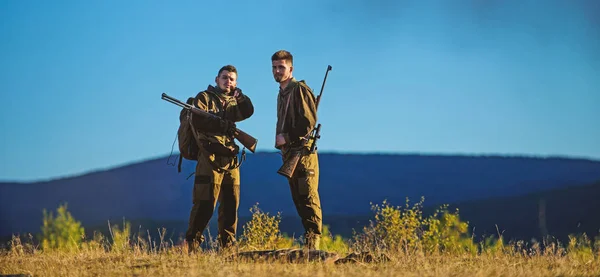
[161,93,258,153]
[277,65,332,178]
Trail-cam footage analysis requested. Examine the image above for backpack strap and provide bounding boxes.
[176,95,201,175]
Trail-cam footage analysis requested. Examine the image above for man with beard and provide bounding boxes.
[185,64,254,253]
[271,50,322,250]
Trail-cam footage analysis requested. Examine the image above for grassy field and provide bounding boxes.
[1,244,599,277]
[1,200,598,276]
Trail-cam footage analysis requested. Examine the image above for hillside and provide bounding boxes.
[445,180,600,242]
[252,180,600,243]
[1,152,600,239]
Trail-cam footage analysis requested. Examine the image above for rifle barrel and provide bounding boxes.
[161,92,258,153]
[162,93,221,120]
[315,65,332,110]
[161,93,190,109]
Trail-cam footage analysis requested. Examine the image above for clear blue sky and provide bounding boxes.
[1,0,599,182]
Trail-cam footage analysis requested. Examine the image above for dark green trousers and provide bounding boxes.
[186,152,240,249]
[284,149,322,250]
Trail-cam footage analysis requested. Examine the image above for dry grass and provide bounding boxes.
[2,200,598,276]
[1,241,598,277]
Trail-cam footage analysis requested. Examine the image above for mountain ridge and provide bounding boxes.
[4,150,599,184]
[2,151,599,239]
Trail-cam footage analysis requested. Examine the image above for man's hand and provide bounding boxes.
[233,87,243,99]
[275,133,287,148]
[220,119,237,137]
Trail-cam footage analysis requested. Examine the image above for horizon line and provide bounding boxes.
[2,149,600,184]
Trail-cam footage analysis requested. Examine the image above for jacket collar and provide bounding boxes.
[279,77,297,96]
[206,84,232,100]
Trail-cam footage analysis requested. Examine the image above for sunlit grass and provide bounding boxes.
[1,199,598,277]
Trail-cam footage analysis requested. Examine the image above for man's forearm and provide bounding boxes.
[288,120,314,142]
[234,95,254,121]
[192,98,228,133]
[192,116,224,133]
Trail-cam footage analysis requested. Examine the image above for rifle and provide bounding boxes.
[161,93,258,153]
[277,65,332,179]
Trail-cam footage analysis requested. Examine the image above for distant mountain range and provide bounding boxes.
[2,152,600,242]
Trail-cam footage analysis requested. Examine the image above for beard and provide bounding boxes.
[219,85,231,92]
[274,74,283,82]
[219,84,231,92]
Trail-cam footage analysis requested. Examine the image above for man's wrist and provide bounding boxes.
[234,88,245,101]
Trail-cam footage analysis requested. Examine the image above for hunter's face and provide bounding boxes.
[272,59,293,83]
[215,70,237,93]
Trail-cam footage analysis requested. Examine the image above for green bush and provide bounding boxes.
[40,203,85,252]
[479,235,506,256]
[351,197,476,255]
[238,203,295,250]
[109,220,131,254]
[320,225,350,254]
[422,204,478,255]
[567,233,595,263]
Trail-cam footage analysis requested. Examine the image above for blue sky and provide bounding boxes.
[1,0,599,182]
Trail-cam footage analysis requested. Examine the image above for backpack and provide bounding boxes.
[176,96,200,173]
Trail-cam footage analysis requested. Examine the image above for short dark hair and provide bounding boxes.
[271,50,293,65]
[218,65,237,76]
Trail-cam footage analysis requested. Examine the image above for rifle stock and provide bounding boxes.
[161,93,258,153]
[277,150,302,178]
[233,128,257,153]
